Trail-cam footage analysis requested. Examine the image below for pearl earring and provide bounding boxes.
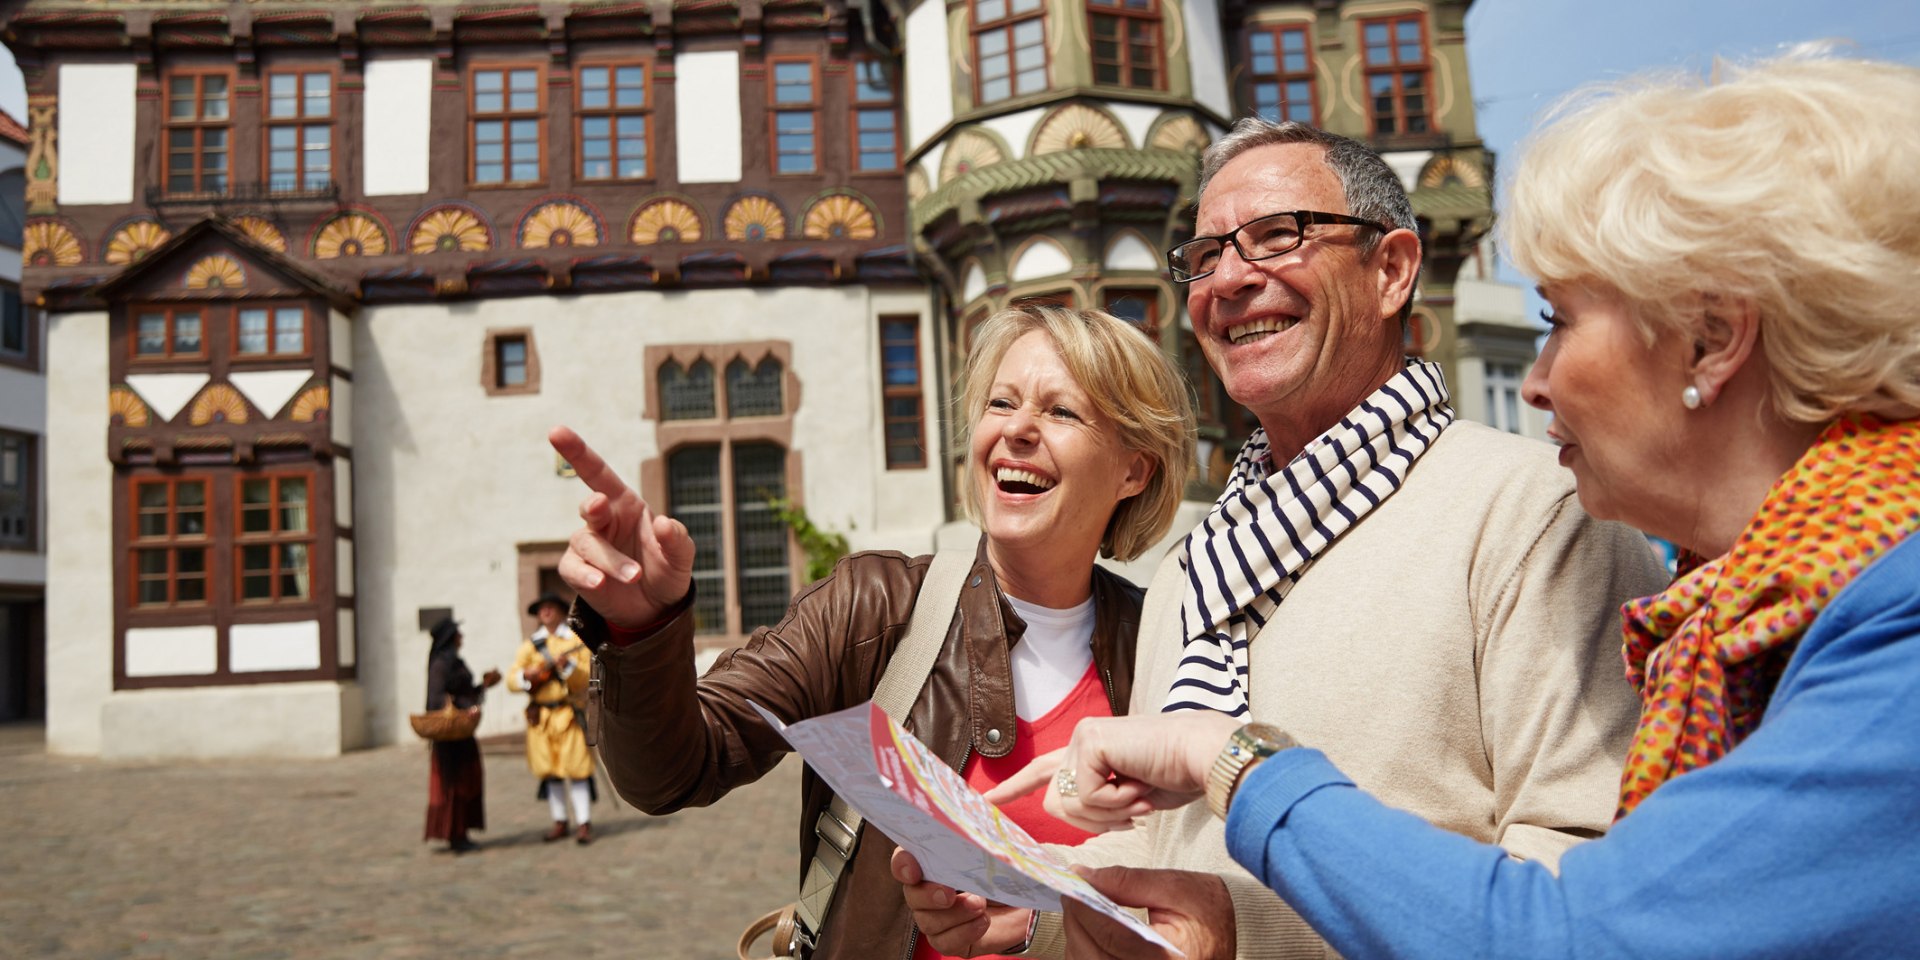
[1681,385,1702,410]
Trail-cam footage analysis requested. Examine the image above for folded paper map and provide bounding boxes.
[749,699,1182,955]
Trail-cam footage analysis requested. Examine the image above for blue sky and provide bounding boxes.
[1465,0,1920,314]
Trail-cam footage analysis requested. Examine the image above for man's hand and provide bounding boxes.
[1064,867,1236,960]
[984,713,1241,834]
[524,663,555,688]
[891,847,1035,956]
[480,668,502,688]
[549,426,697,630]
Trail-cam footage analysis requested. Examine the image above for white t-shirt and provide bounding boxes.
[1005,594,1097,722]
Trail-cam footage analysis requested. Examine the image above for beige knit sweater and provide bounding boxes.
[1026,421,1672,959]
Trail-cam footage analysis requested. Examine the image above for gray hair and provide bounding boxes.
[1197,119,1418,278]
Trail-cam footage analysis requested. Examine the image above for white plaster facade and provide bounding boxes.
[43,282,944,755]
[362,59,434,196]
[55,65,136,206]
[43,311,115,755]
[348,284,942,746]
[676,51,745,184]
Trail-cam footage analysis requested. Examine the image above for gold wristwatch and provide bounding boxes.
[1206,721,1294,820]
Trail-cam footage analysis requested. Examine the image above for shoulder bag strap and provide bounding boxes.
[793,548,975,950]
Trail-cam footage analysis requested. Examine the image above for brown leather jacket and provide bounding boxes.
[573,538,1143,960]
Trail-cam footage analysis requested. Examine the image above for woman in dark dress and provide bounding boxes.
[423,617,501,853]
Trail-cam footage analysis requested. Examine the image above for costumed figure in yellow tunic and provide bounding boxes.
[510,592,597,844]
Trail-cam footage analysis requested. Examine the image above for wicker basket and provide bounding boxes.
[409,703,482,742]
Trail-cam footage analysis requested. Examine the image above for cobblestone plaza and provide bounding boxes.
[0,725,802,959]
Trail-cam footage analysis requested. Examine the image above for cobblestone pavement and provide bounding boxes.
[0,723,804,960]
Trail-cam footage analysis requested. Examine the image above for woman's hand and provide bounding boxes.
[984,713,1242,834]
[891,848,1036,955]
[1063,866,1236,960]
[549,426,697,630]
[480,668,503,688]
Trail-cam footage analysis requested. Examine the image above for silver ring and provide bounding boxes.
[1054,767,1078,799]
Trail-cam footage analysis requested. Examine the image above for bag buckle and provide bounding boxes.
[813,808,857,861]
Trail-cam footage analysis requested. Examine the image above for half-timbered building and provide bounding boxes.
[9,0,1532,757]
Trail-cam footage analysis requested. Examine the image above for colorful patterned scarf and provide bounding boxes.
[1616,413,1920,817]
[1164,360,1454,716]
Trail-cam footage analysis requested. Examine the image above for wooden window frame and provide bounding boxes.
[482,327,540,396]
[163,68,234,196]
[0,284,35,373]
[971,0,1050,105]
[468,63,548,188]
[233,471,316,606]
[262,68,335,194]
[1087,0,1164,91]
[1483,360,1525,435]
[1360,13,1432,136]
[130,475,213,609]
[1101,287,1161,338]
[850,57,902,175]
[0,429,34,552]
[878,315,927,470]
[768,56,822,177]
[575,59,652,182]
[230,302,312,361]
[1247,23,1318,125]
[130,304,210,363]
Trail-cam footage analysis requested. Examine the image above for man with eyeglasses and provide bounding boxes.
[895,120,1668,958]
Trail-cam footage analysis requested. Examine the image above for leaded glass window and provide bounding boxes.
[725,358,784,418]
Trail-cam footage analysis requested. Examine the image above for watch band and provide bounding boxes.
[1206,722,1293,820]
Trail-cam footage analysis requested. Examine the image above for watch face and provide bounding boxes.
[1240,722,1288,754]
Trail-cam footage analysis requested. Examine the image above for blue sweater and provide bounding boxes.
[1225,534,1920,959]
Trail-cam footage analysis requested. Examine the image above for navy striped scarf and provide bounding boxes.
[1163,360,1455,716]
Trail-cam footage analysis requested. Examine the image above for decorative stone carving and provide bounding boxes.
[185,255,245,291]
[1418,154,1487,191]
[109,386,151,427]
[520,200,603,249]
[314,213,392,259]
[105,219,172,266]
[410,205,492,254]
[630,198,704,245]
[723,196,786,242]
[1148,115,1210,155]
[938,130,1005,184]
[289,385,331,422]
[188,383,250,426]
[802,194,877,241]
[1032,104,1127,154]
[230,216,289,254]
[24,101,57,215]
[24,219,84,266]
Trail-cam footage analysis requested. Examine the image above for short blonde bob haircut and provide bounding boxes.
[1501,48,1920,423]
[957,305,1196,562]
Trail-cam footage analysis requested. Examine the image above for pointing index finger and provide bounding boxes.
[550,425,634,503]
[983,748,1065,805]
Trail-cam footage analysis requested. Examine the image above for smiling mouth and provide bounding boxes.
[995,466,1057,496]
[1225,317,1298,345]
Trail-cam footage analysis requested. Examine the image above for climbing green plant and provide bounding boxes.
[768,497,851,583]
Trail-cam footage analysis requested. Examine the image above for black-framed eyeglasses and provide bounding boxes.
[1166,210,1388,282]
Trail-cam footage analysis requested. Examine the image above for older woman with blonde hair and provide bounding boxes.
[548,304,1193,960]
[975,50,1920,959]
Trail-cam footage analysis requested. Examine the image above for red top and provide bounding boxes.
[914,661,1113,960]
